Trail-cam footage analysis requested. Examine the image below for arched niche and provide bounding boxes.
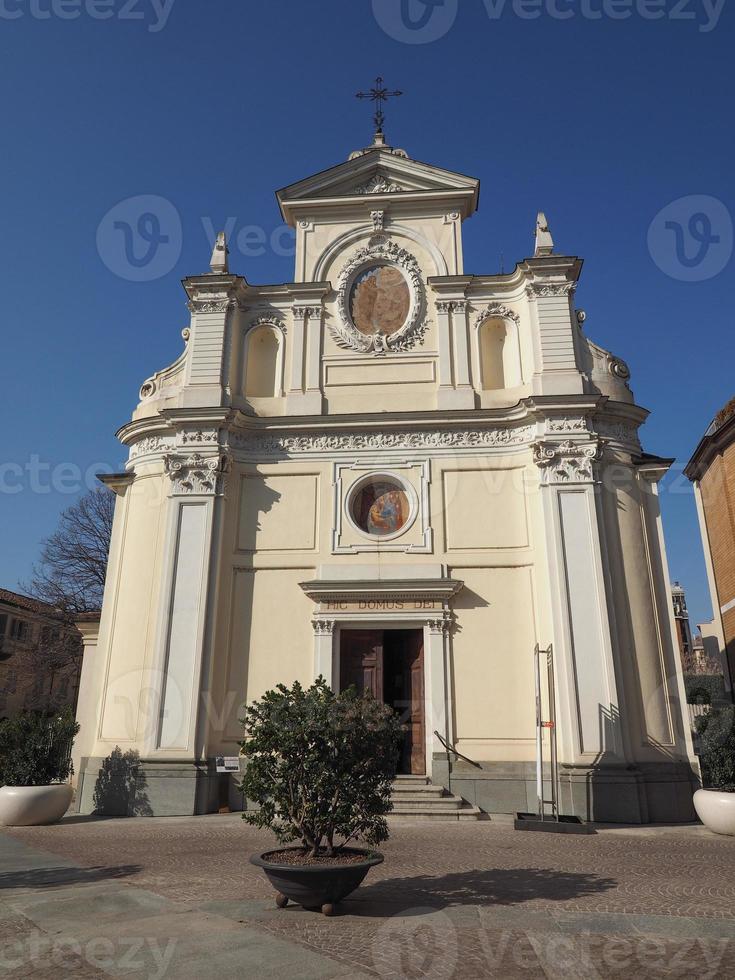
[243,322,284,398]
[475,310,523,392]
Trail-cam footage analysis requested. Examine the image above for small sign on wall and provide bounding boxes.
[216,756,240,774]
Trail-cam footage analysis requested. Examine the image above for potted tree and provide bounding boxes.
[241,678,403,915]
[693,705,735,836]
[0,709,79,826]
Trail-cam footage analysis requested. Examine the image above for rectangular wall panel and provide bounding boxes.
[238,474,319,553]
[158,503,208,750]
[443,469,529,551]
[557,491,611,755]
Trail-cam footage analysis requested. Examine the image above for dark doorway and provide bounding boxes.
[340,628,425,775]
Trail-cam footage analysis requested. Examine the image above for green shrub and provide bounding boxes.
[685,674,726,706]
[239,678,403,857]
[0,709,79,787]
[695,705,735,792]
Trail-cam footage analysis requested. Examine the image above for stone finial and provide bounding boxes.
[534,212,554,257]
[210,231,229,274]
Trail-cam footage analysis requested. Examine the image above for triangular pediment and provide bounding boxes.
[277,147,479,220]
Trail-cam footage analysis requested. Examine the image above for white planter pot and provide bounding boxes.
[694,788,735,836]
[0,784,73,827]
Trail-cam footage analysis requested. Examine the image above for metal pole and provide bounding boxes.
[547,645,559,821]
[534,644,544,819]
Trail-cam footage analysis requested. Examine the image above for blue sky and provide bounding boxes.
[0,0,732,627]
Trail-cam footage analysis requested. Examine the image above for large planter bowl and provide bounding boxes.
[0,784,74,827]
[250,847,384,915]
[694,788,735,836]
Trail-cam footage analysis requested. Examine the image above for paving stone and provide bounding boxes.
[3,816,735,978]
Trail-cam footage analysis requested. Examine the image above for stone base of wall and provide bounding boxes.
[440,756,700,824]
[74,757,232,817]
[73,754,699,824]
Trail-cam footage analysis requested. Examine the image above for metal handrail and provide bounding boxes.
[434,730,482,769]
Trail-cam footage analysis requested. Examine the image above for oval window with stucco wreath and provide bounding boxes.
[349,264,411,337]
[347,474,417,540]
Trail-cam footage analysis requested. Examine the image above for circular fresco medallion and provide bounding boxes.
[349,264,411,337]
[351,477,411,537]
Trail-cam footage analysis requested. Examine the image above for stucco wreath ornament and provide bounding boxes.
[331,236,428,355]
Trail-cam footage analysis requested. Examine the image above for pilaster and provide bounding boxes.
[147,448,231,758]
[534,437,625,766]
[436,299,475,410]
[527,279,584,396]
[286,303,324,415]
[312,618,336,686]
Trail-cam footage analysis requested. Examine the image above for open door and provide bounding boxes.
[339,630,383,699]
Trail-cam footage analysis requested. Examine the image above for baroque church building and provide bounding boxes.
[74,125,698,823]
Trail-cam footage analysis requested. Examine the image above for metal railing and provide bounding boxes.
[434,730,482,769]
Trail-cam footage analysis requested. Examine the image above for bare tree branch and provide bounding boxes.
[24,487,115,615]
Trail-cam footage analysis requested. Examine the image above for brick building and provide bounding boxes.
[0,588,83,719]
[686,396,735,692]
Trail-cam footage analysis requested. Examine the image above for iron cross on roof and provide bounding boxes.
[356,76,403,138]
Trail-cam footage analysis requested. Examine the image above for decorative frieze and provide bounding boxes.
[128,435,173,461]
[595,419,640,447]
[533,440,603,484]
[525,282,577,299]
[179,429,220,447]
[545,417,589,434]
[164,452,231,496]
[229,424,536,457]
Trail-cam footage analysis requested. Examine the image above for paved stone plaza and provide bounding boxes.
[2,816,735,979]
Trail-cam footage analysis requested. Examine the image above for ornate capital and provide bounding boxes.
[436,301,453,314]
[525,282,577,299]
[187,293,235,314]
[313,619,336,636]
[293,306,321,321]
[427,615,452,636]
[532,440,603,484]
[164,452,231,496]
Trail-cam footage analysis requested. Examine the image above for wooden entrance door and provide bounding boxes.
[402,632,426,776]
[339,630,383,699]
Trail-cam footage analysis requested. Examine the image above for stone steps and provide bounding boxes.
[389,776,485,821]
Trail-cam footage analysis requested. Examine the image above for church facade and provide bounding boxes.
[74,129,698,822]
